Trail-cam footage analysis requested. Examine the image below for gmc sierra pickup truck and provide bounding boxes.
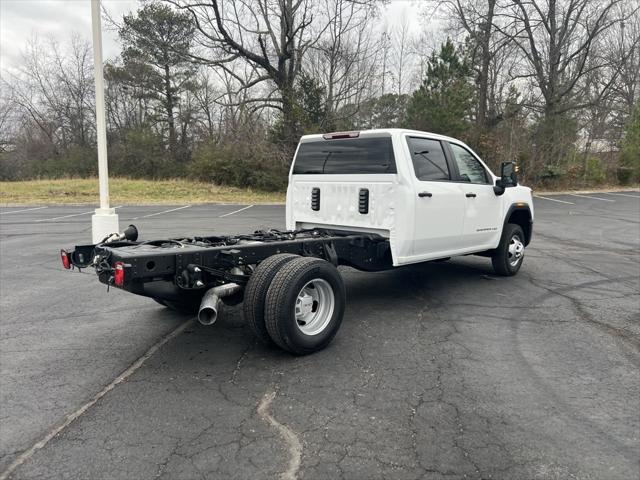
[62,129,533,355]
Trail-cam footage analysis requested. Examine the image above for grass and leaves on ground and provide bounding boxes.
[0,178,285,205]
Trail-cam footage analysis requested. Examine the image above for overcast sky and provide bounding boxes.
[0,0,138,70]
[0,0,428,72]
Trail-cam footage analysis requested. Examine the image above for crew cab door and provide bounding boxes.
[406,136,466,257]
[446,142,502,250]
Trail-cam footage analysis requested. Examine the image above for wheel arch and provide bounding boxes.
[504,204,533,246]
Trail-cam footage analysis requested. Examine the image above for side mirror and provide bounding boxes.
[500,161,518,187]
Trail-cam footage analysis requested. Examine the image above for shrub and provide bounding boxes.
[584,156,606,185]
[188,140,288,191]
[57,145,98,177]
[109,128,182,179]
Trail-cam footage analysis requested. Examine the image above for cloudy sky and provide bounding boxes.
[0,0,138,70]
[0,0,427,72]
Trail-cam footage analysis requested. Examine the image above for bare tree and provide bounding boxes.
[168,0,323,148]
[604,3,640,130]
[189,68,223,140]
[5,35,95,151]
[392,13,412,96]
[497,0,629,117]
[0,78,17,153]
[307,0,379,129]
[434,0,514,128]
[379,28,392,96]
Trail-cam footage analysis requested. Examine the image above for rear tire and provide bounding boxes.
[265,257,345,355]
[492,223,525,276]
[243,254,299,343]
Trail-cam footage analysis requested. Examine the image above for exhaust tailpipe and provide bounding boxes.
[198,283,241,325]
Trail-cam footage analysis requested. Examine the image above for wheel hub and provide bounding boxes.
[508,236,525,266]
[296,293,314,318]
[294,279,335,336]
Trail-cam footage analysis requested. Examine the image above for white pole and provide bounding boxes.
[91,0,119,243]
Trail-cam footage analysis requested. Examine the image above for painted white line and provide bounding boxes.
[534,195,575,205]
[0,206,48,215]
[35,211,93,222]
[34,206,123,222]
[257,389,302,480]
[568,193,615,202]
[603,192,640,199]
[131,205,190,220]
[219,205,254,218]
[0,318,195,480]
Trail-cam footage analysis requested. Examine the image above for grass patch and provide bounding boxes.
[0,178,285,205]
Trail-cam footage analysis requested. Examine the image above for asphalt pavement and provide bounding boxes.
[0,192,638,479]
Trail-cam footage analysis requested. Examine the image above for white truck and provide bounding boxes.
[62,129,533,355]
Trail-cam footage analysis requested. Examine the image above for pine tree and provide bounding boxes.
[405,39,474,139]
[117,4,196,160]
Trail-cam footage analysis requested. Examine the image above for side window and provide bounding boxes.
[406,137,450,181]
[449,143,489,184]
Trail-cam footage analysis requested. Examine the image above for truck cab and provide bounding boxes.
[286,128,533,268]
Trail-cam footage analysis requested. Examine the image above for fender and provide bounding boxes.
[503,203,533,246]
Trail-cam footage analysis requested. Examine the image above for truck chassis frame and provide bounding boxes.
[67,228,393,303]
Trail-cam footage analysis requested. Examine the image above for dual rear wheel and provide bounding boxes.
[243,255,346,355]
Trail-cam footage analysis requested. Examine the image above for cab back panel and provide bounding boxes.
[287,177,396,235]
[286,133,411,265]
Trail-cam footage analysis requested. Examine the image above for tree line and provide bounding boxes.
[0,0,638,190]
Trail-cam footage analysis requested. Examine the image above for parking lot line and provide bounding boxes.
[131,205,191,220]
[219,205,254,217]
[0,318,195,480]
[534,195,575,205]
[0,206,48,215]
[35,206,123,222]
[568,193,615,202]
[603,192,640,199]
[35,211,93,222]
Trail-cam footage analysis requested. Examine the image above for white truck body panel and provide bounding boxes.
[286,129,533,266]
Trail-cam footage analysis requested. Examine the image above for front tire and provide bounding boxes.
[265,257,346,355]
[492,223,525,276]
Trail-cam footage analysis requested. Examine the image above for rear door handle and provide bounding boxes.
[418,192,433,198]
[466,193,476,198]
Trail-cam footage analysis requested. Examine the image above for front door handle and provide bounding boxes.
[418,192,433,198]
[466,193,477,198]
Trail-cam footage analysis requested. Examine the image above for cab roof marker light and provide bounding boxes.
[323,131,360,140]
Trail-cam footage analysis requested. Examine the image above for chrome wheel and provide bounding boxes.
[294,278,335,336]
[508,235,524,267]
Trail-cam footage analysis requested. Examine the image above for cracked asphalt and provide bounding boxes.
[1,192,638,479]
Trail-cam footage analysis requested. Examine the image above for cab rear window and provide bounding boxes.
[292,137,397,174]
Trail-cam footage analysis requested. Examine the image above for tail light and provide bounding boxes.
[113,261,125,287]
[60,250,71,269]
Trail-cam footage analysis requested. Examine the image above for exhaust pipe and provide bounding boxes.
[198,283,242,325]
